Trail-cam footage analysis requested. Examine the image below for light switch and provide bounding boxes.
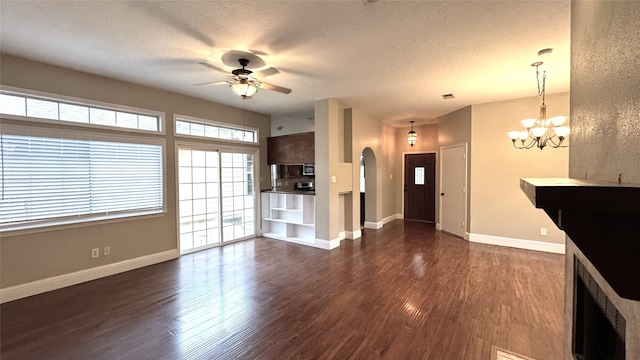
[331,175,337,183]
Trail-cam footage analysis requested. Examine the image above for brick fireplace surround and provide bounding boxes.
[521,178,640,359]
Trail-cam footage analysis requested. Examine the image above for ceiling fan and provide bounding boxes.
[195,58,292,99]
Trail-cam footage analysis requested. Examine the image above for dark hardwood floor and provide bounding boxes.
[0,221,565,360]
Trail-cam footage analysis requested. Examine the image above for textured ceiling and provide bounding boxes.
[0,0,571,126]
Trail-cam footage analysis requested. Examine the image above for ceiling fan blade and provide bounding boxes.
[260,82,292,94]
[193,81,229,86]
[198,61,228,74]
[252,67,280,78]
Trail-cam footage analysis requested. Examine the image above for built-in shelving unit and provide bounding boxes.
[261,192,315,244]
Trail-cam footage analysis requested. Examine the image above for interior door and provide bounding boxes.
[440,144,467,238]
[404,153,436,222]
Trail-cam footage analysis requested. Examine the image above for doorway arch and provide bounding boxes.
[360,147,379,228]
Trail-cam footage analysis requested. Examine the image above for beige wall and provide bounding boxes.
[436,106,471,230]
[0,54,271,288]
[381,123,399,218]
[270,112,315,137]
[438,106,471,148]
[314,99,343,241]
[347,108,384,230]
[470,92,569,244]
[566,1,640,358]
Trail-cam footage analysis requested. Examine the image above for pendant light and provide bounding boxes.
[407,121,417,147]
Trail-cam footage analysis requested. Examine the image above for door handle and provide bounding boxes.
[440,193,445,196]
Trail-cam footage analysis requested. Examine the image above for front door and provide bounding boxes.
[404,153,436,222]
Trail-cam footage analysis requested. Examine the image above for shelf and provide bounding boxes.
[271,207,302,212]
[520,177,640,301]
[521,178,640,214]
[262,218,314,226]
[261,192,316,245]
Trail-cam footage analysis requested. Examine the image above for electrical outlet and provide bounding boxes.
[540,228,547,236]
[91,248,100,258]
[103,246,111,256]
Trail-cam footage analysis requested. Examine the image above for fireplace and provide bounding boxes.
[520,178,640,359]
[573,257,625,360]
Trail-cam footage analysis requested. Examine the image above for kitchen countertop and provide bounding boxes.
[261,189,315,195]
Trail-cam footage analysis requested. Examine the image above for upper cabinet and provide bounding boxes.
[267,132,315,165]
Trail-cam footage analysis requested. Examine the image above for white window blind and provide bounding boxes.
[0,133,163,231]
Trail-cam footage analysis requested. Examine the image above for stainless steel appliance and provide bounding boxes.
[294,181,314,191]
[302,164,315,176]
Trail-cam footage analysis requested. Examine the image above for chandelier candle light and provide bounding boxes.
[508,50,570,150]
[407,120,417,147]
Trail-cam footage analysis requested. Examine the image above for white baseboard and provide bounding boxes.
[345,229,362,240]
[468,233,565,254]
[0,249,179,304]
[315,233,344,250]
[364,221,383,229]
[436,223,442,231]
[382,213,402,225]
[261,232,343,250]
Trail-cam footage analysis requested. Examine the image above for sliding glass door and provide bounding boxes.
[220,152,255,242]
[178,145,256,254]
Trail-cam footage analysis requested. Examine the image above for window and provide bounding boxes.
[0,89,165,232]
[174,115,258,144]
[246,156,254,195]
[0,130,164,232]
[415,167,425,185]
[0,91,161,132]
[177,146,256,253]
[178,148,221,250]
[220,152,254,241]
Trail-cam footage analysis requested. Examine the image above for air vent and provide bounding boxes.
[361,0,380,4]
[441,93,455,100]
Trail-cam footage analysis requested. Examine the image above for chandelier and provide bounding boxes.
[508,53,569,150]
[407,121,417,147]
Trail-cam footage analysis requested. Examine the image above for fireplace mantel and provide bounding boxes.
[520,178,640,301]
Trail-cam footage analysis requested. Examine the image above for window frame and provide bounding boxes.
[174,140,260,253]
[0,86,165,135]
[173,114,259,145]
[0,124,167,236]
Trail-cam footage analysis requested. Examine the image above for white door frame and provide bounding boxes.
[438,143,468,239]
[175,140,261,254]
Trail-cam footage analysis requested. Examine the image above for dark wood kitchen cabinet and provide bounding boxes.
[267,132,315,165]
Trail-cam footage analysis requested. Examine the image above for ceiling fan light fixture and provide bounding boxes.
[230,77,260,99]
